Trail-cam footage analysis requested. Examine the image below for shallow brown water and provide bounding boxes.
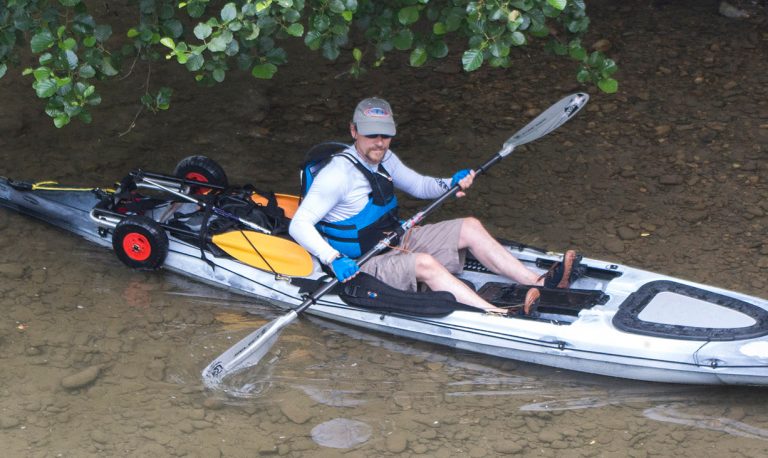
[2,0,768,456]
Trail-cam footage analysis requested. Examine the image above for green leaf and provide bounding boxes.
[392,29,413,50]
[163,19,184,39]
[194,23,213,40]
[64,50,79,70]
[352,48,362,62]
[33,67,51,82]
[79,64,96,78]
[53,114,71,128]
[34,78,58,98]
[426,40,448,59]
[304,30,322,50]
[313,14,331,31]
[221,3,238,22]
[61,38,77,51]
[510,31,526,46]
[94,25,112,42]
[31,30,55,53]
[251,63,278,79]
[462,49,483,72]
[0,63,6,79]
[433,22,446,36]
[598,78,618,94]
[212,68,226,82]
[83,36,97,47]
[186,54,205,71]
[398,6,419,26]
[78,110,93,124]
[329,0,345,14]
[127,28,139,38]
[58,0,81,6]
[160,37,176,50]
[286,23,304,37]
[409,47,427,67]
[100,57,119,76]
[208,34,229,52]
[547,0,567,10]
[568,45,586,61]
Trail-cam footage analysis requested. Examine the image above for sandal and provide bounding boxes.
[541,250,583,289]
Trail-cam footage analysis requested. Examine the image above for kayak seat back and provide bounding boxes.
[292,273,477,317]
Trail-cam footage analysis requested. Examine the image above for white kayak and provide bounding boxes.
[2,172,768,386]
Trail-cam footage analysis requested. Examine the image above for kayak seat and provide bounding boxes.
[477,283,609,317]
[292,273,478,317]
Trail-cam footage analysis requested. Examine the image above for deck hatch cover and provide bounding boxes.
[613,280,768,341]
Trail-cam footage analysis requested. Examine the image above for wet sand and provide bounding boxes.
[1,0,767,456]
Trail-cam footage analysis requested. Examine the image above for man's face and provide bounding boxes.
[351,123,392,165]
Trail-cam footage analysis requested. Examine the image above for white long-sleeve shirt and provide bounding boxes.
[289,145,451,264]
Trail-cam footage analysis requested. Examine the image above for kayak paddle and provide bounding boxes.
[211,230,313,277]
[201,92,590,389]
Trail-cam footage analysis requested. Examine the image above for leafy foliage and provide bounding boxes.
[0,0,617,128]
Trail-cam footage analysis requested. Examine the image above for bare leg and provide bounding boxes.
[458,217,544,286]
[413,253,506,313]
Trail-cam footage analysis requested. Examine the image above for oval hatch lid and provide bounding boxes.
[613,280,768,341]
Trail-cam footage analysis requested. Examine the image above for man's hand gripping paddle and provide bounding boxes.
[201,93,589,390]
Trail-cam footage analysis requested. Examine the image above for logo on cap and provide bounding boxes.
[364,107,390,118]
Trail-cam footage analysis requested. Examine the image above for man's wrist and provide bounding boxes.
[324,251,342,265]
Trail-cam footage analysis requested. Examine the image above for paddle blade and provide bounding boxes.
[202,311,298,389]
[502,93,589,155]
[251,193,300,219]
[212,230,314,277]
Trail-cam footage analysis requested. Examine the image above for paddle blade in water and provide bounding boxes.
[202,311,298,389]
[212,230,313,276]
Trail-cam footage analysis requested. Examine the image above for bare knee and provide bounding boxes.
[459,216,490,247]
[414,253,446,282]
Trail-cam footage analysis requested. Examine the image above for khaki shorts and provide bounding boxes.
[359,218,466,292]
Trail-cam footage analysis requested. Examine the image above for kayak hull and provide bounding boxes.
[2,176,768,385]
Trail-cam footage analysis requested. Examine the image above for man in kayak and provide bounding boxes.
[289,97,579,314]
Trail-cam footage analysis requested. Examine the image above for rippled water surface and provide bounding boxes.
[2,1,768,456]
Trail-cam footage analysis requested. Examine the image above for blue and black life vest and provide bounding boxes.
[300,142,401,258]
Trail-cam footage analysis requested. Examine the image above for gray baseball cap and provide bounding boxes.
[352,97,396,137]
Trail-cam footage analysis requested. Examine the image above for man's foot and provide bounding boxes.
[523,287,541,315]
[542,250,582,289]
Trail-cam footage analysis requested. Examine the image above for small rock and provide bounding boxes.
[145,359,166,382]
[494,440,523,454]
[386,432,408,453]
[0,416,20,429]
[280,401,312,424]
[61,366,101,389]
[538,430,563,443]
[617,226,639,241]
[592,39,611,52]
[202,397,223,410]
[604,238,625,254]
[658,175,684,185]
[90,430,109,444]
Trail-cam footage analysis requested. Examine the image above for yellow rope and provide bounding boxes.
[30,181,115,193]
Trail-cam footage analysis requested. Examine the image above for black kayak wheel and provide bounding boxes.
[112,216,169,270]
[173,155,228,193]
